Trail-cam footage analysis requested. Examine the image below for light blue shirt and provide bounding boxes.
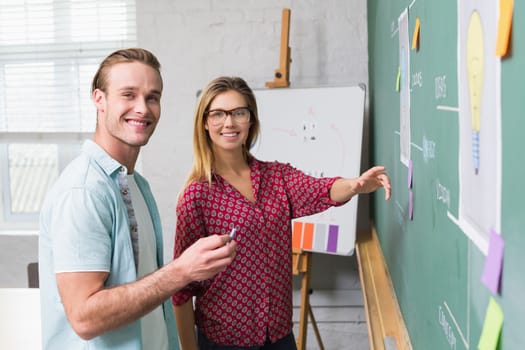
[39,140,179,350]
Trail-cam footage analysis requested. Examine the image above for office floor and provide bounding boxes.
[292,289,369,350]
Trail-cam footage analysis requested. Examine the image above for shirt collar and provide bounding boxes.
[82,139,124,176]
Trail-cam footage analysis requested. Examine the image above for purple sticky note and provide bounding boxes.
[408,159,413,188]
[408,190,413,220]
[327,225,339,253]
[481,229,505,295]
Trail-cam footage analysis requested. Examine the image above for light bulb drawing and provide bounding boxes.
[466,10,484,175]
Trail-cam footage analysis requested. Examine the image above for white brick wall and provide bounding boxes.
[137,0,369,289]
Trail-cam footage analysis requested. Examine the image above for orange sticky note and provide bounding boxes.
[292,221,303,249]
[496,0,513,57]
[412,17,421,50]
[302,223,315,250]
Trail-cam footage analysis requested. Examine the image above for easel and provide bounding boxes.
[293,249,325,350]
[266,8,291,88]
[266,9,323,349]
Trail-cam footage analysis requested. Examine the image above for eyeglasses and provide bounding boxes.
[205,107,251,126]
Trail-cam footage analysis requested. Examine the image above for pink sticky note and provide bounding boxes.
[408,190,413,220]
[481,229,505,295]
[408,159,413,188]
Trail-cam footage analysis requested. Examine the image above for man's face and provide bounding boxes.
[94,61,162,150]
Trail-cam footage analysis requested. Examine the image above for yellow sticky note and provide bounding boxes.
[478,297,503,350]
[496,0,513,57]
[412,17,421,50]
[396,66,401,92]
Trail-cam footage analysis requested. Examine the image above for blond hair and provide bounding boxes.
[91,48,162,94]
[184,76,260,188]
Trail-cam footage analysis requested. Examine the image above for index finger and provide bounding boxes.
[199,234,231,250]
[382,175,392,200]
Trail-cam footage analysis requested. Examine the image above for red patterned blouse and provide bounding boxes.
[172,158,342,347]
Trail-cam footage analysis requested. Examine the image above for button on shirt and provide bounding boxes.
[172,158,342,347]
[39,140,178,350]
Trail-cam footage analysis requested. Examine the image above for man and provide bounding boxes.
[39,48,237,349]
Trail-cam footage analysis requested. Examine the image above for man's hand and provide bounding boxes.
[176,234,237,284]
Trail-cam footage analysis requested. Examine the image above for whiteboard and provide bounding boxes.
[251,86,365,255]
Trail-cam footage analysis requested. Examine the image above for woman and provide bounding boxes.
[172,76,391,350]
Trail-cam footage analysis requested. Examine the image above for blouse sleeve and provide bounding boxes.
[171,183,207,306]
[279,162,345,219]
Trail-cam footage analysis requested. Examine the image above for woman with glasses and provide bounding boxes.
[172,76,391,350]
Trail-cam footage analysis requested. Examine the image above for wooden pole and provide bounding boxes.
[292,249,324,350]
[266,8,291,88]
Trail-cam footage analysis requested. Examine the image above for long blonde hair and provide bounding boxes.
[184,76,261,188]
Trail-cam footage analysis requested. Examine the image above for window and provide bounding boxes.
[0,0,136,230]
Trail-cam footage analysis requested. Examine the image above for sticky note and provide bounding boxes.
[292,221,303,250]
[313,224,327,252]
[496,0,513,57]
[478,297,503,350]
[412,17,421,50]
[302,222,314,250]
[327,225,339,253]
[408,190,413,220]
[396,66,401,91]
[408,159,413,188]
[481,229,505,295]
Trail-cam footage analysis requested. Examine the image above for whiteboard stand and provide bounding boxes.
[292,249,324,350]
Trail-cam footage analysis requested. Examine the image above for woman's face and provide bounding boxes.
[205,90,252,155]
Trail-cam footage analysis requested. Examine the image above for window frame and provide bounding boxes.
[0,0,136,231]
[0,132,93,229]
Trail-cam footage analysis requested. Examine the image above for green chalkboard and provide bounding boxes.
[368,0,525,349]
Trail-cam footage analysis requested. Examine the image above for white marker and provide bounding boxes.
[229,227,237,241]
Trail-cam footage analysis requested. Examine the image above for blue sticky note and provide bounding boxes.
[481,229,504,295]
